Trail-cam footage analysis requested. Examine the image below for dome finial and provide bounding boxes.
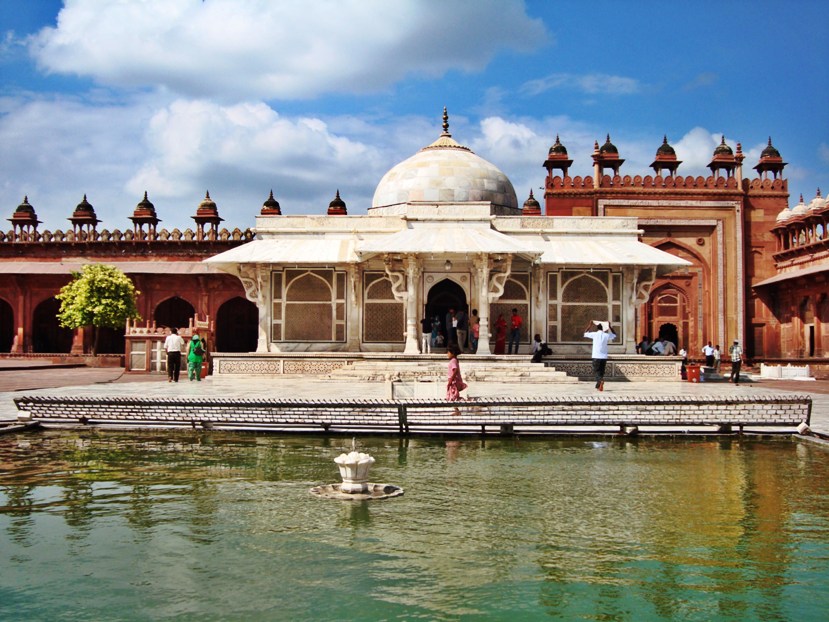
[442,106,449,136]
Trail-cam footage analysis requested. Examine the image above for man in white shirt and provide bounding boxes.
[702,341,715,367]
[163,327,185,383]
[584,321,616,391]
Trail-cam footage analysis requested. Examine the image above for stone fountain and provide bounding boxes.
[310,438,404,500]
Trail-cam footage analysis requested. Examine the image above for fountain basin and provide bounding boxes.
[309,483,404,500]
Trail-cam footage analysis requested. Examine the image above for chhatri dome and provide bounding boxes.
[371,108,518,211]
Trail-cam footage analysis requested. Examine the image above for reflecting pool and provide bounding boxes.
[1,431,828,621]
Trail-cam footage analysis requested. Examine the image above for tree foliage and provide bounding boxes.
[56,264,141,353]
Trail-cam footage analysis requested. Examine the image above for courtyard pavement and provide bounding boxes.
[0,359,827,436]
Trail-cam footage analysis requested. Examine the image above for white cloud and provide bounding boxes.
[0,94,151,230]
[470,115,599,198]
[521,73,640,97]
[127,98,393,218]
[673,128,723,173]
[30,0,546,100]
[0,93,437,230]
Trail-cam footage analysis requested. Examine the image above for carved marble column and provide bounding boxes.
[474,254,491,354]
[474,254,513,354]
[404,255,422,354]
[629,267,657,355]
[384,255,420,354]
[346,265,361,351]
[532,263,544,343]
[239,264,269,353]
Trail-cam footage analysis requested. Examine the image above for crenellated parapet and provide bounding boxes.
[0,226,253,244]
[547,175,594,190]
[744,177,788,192]
[547,173,745,191]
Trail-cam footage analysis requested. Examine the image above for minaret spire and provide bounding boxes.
[441,106,450,136]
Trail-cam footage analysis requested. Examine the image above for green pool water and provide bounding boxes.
[1,431,827,621]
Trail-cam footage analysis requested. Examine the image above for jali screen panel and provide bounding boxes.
[271,269,346,342]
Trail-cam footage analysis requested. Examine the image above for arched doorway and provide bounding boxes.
[425,279,467,345]
[154,296,196,331]
[658,323,679,350]
[648,286,690,351]
[216,297,258,352]
[95,326,125,354]
[0,298,13,352]
[33,297,73,353]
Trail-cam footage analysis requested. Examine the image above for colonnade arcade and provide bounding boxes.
[0,291,258,355]
[236,253,645,355]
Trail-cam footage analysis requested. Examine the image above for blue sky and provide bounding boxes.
[1,0,827,230]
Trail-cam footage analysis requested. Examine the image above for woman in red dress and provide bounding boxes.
[493,313,507,355]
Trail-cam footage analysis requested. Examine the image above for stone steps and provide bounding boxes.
[326,359,577,383]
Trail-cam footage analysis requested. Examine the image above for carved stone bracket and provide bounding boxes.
[632,267,656,306]
[488,255,513,303]
[384,255,408,302]
[239,264,264,305]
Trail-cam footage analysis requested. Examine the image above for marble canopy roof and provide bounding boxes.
[205,213,690,277]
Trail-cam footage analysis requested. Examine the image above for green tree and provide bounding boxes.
[56,264,141,355]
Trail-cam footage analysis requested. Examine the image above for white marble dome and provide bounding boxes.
[371,129,518,210]
[776,207,792,223]
[808,189,826,212]
[791,195,809,217]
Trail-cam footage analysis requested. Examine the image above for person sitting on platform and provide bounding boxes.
[649,339,665,355]
[531,334,552,363]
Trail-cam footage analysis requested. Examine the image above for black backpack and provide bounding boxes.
[193,341,205,357]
